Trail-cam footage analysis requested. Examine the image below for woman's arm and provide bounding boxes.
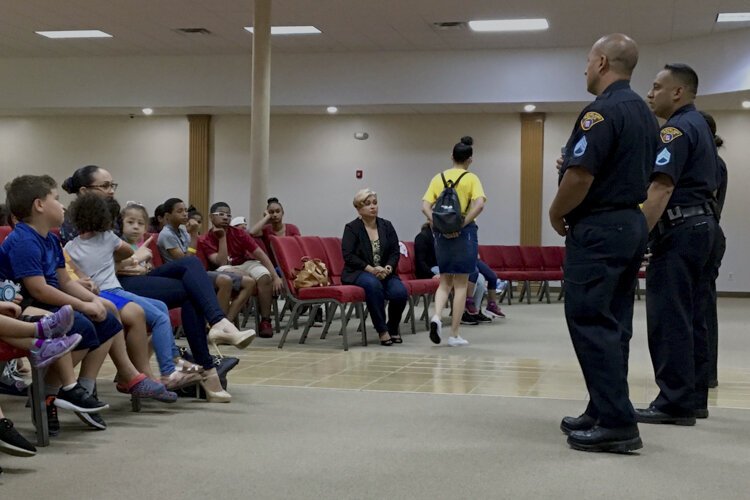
[463,197,486,226]
[341,223,370,271]
[383,221,400,272]
[249,212,271,237]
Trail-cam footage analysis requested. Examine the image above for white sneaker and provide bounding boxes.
[447,335,469,347]
[429,316,442,344]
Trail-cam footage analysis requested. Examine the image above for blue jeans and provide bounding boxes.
[120,256,224,370]
[105,288,178,376]
[353,273,408,336]
[469,260,497,290]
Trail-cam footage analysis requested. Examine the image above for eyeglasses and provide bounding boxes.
[87,182,118,192]
[211,211,232,218]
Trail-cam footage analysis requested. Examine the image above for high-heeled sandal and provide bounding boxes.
[379,336,394,346]
[200,371,232,403]
[390,335,403,344]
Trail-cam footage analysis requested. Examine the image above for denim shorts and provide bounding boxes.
[433,222,478,274]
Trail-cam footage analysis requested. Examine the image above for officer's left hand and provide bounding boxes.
[550,215,568,236]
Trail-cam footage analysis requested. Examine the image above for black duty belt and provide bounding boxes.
[653,203,714,238]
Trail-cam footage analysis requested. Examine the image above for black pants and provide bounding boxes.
[706,225,726,383]
[564,208,647,428]
[646,214,717,415]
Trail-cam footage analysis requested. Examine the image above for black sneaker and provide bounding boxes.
[0,418,37,457]
[460,312,479,325]
[55,384,110,413]
[75,411,107,431]
[475,311,493,323]
[32,396,60,437]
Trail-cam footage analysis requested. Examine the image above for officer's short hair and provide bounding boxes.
[664,63,699,95]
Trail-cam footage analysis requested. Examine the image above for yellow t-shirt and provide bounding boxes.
[422,167,486,216]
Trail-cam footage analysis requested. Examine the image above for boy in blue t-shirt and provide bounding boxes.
[0,175,175,433]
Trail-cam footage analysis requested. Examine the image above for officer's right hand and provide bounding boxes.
[556,156,564,172]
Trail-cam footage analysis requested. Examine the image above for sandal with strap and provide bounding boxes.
[390,335,403,344]
[379,335,393,346]
[176,358,205,374]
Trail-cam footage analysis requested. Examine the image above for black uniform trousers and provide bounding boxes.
[706,224,726,384]
[646,214,717,415]
[564,208,647,428]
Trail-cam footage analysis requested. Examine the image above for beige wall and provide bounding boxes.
[0,111,747,291]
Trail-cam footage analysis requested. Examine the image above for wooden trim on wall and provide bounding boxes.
[519,113,545,246]
[188,114,211,233]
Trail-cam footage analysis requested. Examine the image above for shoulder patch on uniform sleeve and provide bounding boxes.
[660,127,683,143]
[573,135,588,158]
[580,111,604,131]
[655,148,671,166]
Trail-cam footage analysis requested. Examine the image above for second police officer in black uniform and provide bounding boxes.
[638,64,721,425]
[550,33,658,453]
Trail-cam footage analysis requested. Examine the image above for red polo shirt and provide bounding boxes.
[198,226,259,266]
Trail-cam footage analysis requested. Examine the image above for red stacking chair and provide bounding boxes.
[519,246,554,304]
[398,241,438,332]
[540,246,565,301]
[271,236,366,351]
[0,342,49,447]
[496,246,533,304]
[0,226,12,243]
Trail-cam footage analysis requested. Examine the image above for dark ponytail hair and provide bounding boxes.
[452,136,474,163]
[62,165,101,195]
[699,111,724,148]
[150,204,166,230]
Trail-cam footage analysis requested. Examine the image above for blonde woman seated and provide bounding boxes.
[341,189,408,346]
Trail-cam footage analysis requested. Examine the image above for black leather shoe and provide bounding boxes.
[695,408,709,419]
[567,425,642,453]
[635,406,696,426]
[560,414,596,435]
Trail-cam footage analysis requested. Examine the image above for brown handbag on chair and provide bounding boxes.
[293,257,330,289]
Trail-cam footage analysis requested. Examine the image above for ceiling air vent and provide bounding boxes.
[174,28,212,35]
[432,21,468,31]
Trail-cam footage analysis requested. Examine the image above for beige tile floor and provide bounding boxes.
[99,297,750,409]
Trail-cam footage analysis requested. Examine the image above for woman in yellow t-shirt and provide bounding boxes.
[421,136,486,347]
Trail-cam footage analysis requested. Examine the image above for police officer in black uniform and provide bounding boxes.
[700,111,727,389]
[637,64,720,425]
[550,33,658,453]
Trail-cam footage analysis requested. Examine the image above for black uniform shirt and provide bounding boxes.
[716,156,728,217]
[560,80,659,223]
[652,103,720,208]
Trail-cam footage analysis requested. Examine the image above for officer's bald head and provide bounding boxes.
[592,34,639,76]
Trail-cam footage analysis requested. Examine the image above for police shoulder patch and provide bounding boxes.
[580,111,604,131]
[660,127,683,143]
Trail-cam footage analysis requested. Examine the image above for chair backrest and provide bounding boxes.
[540,246,563,270]
[0,226,11,244]
[320,237,344,285]
[519,246,544,270]
[269,235,306,293]
[478,245,505,272]
[498,246,524,271]
[298,236,331,269]
[146,233,164,267]
[397,241,415,279]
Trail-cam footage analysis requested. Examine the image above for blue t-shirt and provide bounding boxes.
[0,222,66,290]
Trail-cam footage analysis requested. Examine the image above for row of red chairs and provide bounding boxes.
[479,245,566,304]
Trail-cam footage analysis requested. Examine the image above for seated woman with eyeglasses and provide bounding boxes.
[60,165,119,244]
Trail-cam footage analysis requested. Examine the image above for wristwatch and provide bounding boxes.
[0,280,21,302]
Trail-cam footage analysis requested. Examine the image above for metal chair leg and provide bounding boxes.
[355,302,367,347]
[278,302,301,349]
[408,295,417,335]
[339,303,350,351]
[299,304,320,344]
[31,366,49,447]
[321,303,337,339]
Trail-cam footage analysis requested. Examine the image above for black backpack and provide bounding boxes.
[432,171,468,234]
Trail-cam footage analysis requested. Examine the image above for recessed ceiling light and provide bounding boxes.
[36,30,112,39]
[244,26,321,35]
[524,104,537,112]
[717,12,750,22]
[468,19,549,32]
[142,108,154,115]
[326,106,338,114]
[742,101,750,109]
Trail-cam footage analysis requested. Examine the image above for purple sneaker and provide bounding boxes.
[486,301,506,318]
[29,334,82,369]
[129,376,178,403]
[465,298,479,315]
[37,305,75,339]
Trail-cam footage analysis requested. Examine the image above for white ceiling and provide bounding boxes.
[1,0,750,57]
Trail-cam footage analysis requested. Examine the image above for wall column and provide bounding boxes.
[249,0,272,223]
[519,113,545,245]
[188,114,211,233]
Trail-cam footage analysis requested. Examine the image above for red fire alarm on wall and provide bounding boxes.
[356,170,363,179]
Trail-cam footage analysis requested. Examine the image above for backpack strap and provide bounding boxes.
[440,172,449,188]
[451,171,469,188]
